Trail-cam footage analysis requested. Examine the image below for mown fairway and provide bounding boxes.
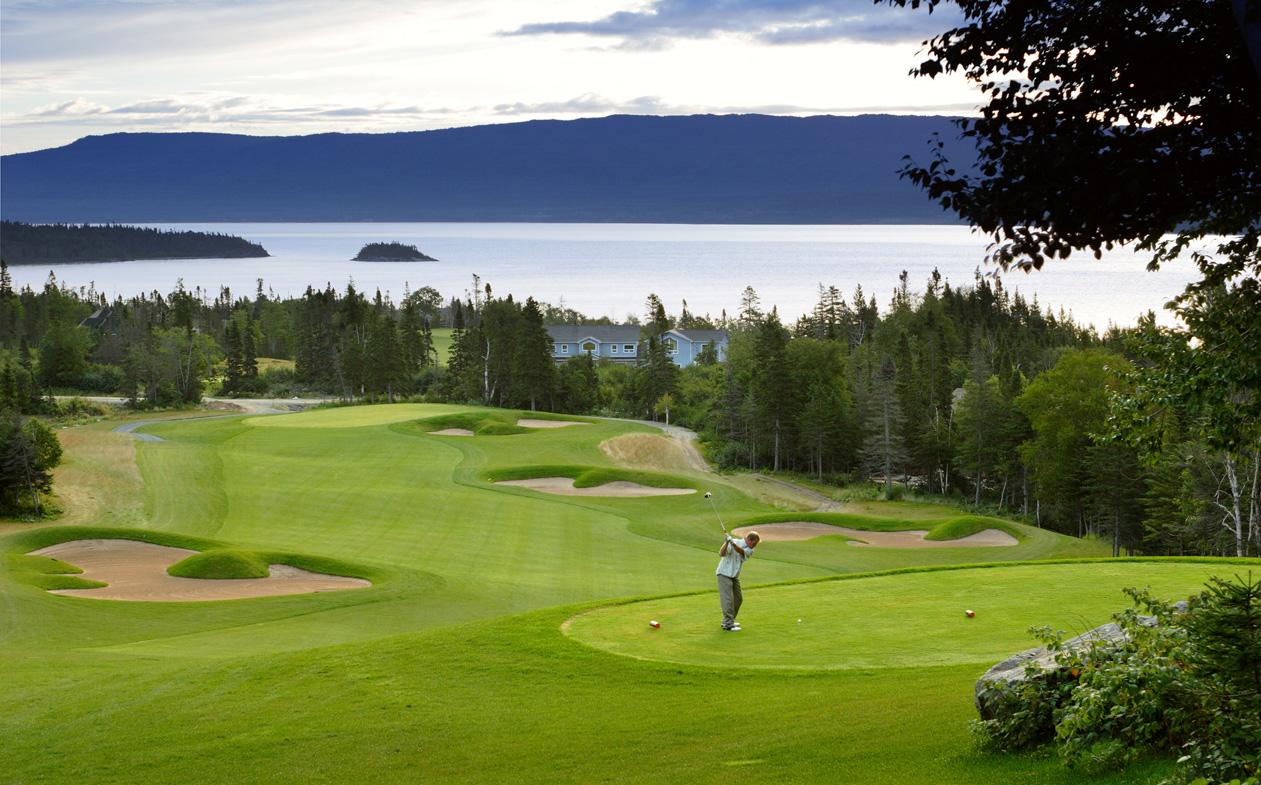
[1,404,1250,784]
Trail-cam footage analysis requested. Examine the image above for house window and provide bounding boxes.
[612,345,619,354]
[582,341,597,353]
[561,344,569,354]
[664,338,678,354]
[624,344,634,353]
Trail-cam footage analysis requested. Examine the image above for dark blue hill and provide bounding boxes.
[0,114,969,224]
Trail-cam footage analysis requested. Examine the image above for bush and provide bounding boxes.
[54,397,111,420]
[71,363,125,393]
[972,574,1261,784]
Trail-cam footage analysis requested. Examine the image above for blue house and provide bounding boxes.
[545,325,728,368]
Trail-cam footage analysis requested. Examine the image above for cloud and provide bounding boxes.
[8,91,974,135]
[492,92,974,117]
[0,0,397,64]
[4,93,462,129]
[506,0,961,47]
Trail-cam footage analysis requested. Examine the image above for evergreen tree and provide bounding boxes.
[512,298,556,411]
[860,356,909,498]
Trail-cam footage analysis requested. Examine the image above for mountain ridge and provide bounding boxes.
[0,114,971,224]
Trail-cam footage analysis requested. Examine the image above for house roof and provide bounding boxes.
[546,325,641,343]
[546,325,729,344]
[671,329,728,343]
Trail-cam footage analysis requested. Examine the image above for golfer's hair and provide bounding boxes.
[745,531,760,543]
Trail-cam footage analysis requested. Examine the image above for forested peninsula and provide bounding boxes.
[353,242,436,262]
[0,221,269,264]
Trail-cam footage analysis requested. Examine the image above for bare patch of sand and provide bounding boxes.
[732,523,1018,548]
[516,419,590,429]
[31,539,370,602]
[600,433,700,472]
[496,477,696,497]
[430,428,474,436]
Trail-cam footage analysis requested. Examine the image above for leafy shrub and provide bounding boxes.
[71,363,125,393]
[972,574,1261,784]
[54,397,111,419]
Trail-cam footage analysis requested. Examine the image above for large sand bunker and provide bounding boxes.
[496,477,696,497]
[516,419,590,429]
[31,539,370,601]
[430,428,474,436]
[732,523,1018,548]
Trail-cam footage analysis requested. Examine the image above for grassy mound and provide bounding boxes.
[415,410,594,437]
[486,464,701,491]
[924,515,1023,541]
[167,549,271,580]
[3,551,107,591]
[414,412,528,436]
[737,511,1024,541]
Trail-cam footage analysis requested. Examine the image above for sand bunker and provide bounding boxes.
[732,523,1018,548]
[430,428,474,436]
[516,419,590,429]
[31,539,370,601]
[496,477,696,497]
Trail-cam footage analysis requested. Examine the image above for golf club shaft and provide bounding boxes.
[707,494,727,534]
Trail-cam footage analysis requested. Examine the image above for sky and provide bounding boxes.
[0,0,979,155]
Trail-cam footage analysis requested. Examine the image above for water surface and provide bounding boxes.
[9,223,1196,328]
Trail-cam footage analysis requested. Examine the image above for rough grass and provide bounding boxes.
[600,433,698,472]
[167,549,271,579]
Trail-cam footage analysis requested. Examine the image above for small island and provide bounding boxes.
[0,221,269,264]
[352,242,437,262]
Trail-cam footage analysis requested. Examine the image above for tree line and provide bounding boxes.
[0,221,268,264]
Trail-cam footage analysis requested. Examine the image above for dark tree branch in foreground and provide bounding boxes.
[882,0,1260,280]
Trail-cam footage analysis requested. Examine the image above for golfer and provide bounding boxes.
[716,531,759,631]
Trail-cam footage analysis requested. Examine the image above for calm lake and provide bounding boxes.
[10,223,1198,329]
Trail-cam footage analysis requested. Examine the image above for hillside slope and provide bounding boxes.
[0,114,970,224]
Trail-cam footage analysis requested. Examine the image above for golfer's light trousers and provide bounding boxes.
[717,574,742,627]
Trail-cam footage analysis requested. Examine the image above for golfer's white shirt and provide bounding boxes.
[716,538,752,578]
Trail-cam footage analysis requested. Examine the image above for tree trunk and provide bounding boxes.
[1224,452,1245,558]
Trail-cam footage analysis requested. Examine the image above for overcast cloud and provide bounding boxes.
[508,0,961,47]
[0,0,975,154]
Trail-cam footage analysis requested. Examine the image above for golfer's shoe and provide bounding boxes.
[730,624,742,631]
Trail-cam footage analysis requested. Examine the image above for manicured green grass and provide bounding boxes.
[167,549,270,579]
[431,326,453,366]
[565,560,1240,670]
[0,403,1248,785]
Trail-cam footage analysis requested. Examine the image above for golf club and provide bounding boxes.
[703,490,728,535]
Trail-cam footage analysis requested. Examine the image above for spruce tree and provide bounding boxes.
[860,356,909,498]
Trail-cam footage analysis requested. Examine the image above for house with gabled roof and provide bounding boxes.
[545,325,727,368]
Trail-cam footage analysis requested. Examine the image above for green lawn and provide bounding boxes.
[431,326,453,365]
[0,403,1249,784]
